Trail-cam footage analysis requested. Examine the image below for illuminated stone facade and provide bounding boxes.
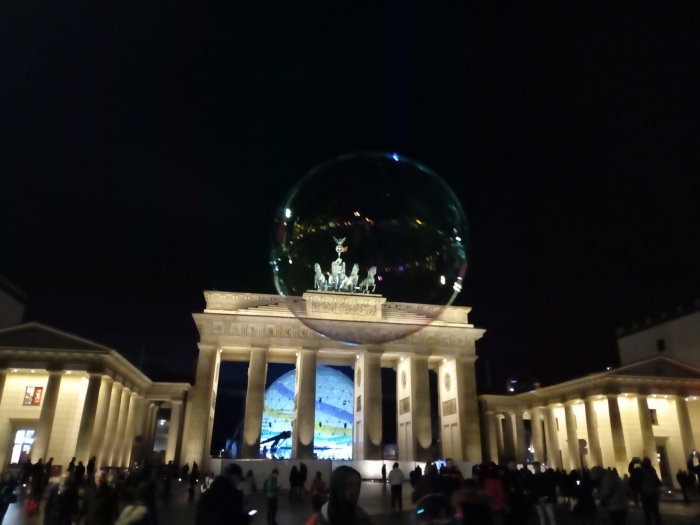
[0,323,190,472]
[479,357,700,487]
[182,291,485,470]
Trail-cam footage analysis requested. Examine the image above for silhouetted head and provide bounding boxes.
[327,466,362,525]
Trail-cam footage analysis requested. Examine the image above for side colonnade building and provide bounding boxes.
[0,323,190,471]
[480,357,700,486]
[181,291,486,470]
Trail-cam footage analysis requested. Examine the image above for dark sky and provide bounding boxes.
[2,2,700,408]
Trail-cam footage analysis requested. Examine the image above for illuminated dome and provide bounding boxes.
[260,365,353,459]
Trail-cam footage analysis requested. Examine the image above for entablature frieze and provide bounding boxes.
[195,313,484,353]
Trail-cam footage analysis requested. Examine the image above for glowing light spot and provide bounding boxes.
[455,236,461,242]
[415,219,422,225]
[440,275,446,285]
[353,211,361,217]
[285,208,292,218]
[391,153,399,161]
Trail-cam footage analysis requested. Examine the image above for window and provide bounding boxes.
[10,429,34,464]
[356,395,361,412]
[555,418,559,431]
[656,339,666,352]
[399,397,411,415]
[649,409,658,425]
[23,387,43,406]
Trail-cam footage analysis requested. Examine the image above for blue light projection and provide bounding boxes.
[259,365,353,459]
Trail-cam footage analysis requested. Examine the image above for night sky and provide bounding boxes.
[2,4,700,447]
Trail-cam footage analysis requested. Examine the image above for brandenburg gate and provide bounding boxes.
[180,290,485,469]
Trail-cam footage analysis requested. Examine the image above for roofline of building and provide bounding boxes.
[0,275,27,303]
[616,299,700,338]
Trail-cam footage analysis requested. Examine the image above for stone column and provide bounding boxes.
[496,414,505,460]
[502,413,516,459]
[146,403,159,454]
[165,399,184,464]
[32,370,62,461]
[676,396,696,457]
[118,392,138,466]
[637,395,656,461]
[99,381,124,466]
[0,369,8,406]
[545,405,561,469]
[120,392,141,467]
[437,356,481,462]
[292,350,317,459]
[241,347,268,458]
[106,386,131,465]
[88,376,113,461]
[514,411,527,464]
[396,355,431,461]
[353,351,382,460]
[74,373,103,461]
[181,345,220,470]
[606,394,627,465]
[531,407,545,463]
[564,401,581,470]
[584,397,603,467]
[483,410,500,463]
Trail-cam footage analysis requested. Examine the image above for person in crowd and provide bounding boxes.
[676,469,691,503]
[86,457,96,484]
[590,466,628,525]
[687,451,700,495]
[412,463,441,503]
[28,459,45,515]
[387,463,405,511]
[503,458,529,525]
[628,458,643,507]
[530,462,557,525]
[481,462,505,524]
[44,474,78,525]
[195,463,248,525]
[67,458,76,476]
[246,470,257,493]
[381,464,386,484]
[439,458,464,498]
[78,471,119,525]
[572,470,596,525]
[0,472,17,524]
[200,473,214,495]
[181,463,189,481]
[310,471,328,512]
[290,466,301,501]
[453,478,492,525]
[114,477,156,525]
[300,463,309,494]
[264,468,280,525]
[188,468,199,501]
[305,465,372,525]
[74,461,86,487]
[639,458,663,525]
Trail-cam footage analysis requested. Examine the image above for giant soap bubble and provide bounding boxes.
[270,152,468,345]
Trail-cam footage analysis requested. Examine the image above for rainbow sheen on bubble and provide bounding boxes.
[270,152,468,345]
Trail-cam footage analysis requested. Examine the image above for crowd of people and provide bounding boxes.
[0,456,211,525]
[0,451,696,524]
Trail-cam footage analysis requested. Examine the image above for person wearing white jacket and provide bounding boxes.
[387,463,405,511]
